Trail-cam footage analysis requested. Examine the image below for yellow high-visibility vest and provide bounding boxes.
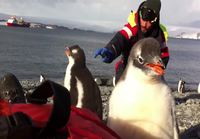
[128,10,136,27]
[160,24,168,41]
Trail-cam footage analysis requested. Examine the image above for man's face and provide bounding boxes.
[140,17,153,33]
[139,7,158,33]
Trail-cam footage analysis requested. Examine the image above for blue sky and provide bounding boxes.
[0,0,200,32]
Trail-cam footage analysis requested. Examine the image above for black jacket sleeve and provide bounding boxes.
[105,32,130,60]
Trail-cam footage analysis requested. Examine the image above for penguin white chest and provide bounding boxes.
[64,58,74,91]
[108,76,174,139]
[110,80,170,118]
[75,77,84,108]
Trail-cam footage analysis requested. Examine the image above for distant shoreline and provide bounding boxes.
[0,20,115,34]
[1,22,199,41]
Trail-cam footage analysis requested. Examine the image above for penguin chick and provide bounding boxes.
[64,45,102,119]
[107,38,179,139]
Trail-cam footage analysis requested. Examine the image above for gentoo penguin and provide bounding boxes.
[198,83,200,93]
[40,74,46,83]
[177,79,185,94]
[0,73,25,103]
[107,38,179,139]
[64,45,103,119]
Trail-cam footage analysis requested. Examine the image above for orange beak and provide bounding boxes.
[145,63,165,76]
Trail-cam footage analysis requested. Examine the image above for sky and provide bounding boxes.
[0,0,200,32]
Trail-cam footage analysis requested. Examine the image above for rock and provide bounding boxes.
[94,77,102,85]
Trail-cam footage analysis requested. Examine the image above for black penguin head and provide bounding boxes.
[0,73,25,103]
[128,37,165,76]
[65,45,86,67]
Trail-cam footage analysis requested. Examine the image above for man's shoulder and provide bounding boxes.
[127,10,138,28]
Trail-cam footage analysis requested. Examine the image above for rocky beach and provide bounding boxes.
[19,78,200,139]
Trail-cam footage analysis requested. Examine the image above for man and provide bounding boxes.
[94,0,169,84]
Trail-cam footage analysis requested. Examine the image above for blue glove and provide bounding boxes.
[94,48,114,63]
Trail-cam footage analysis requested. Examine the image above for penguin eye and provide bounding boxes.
[137,56,144,64]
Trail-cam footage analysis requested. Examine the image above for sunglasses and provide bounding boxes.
[140,7,157,23]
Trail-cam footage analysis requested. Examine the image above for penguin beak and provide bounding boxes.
[145,58,165,76]
[65,47,71,56]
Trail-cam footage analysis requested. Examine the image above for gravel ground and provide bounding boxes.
[20,79,200,139]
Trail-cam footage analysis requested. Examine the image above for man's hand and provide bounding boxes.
[94,48,114,63]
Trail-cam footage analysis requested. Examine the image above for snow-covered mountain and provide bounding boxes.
[167,25,200,39]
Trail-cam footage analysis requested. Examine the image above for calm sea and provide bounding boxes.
[0,25,200,90]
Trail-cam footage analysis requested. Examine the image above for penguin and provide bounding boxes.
[0,73,26,103]
[40,74,46,83]
[64,45,103,119]
[197,83,200,94]
[113,76,116,87]
[107,38,179,139]
[177,79,185,94]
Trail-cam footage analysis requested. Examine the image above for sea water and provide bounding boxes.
[0,25,200,90]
